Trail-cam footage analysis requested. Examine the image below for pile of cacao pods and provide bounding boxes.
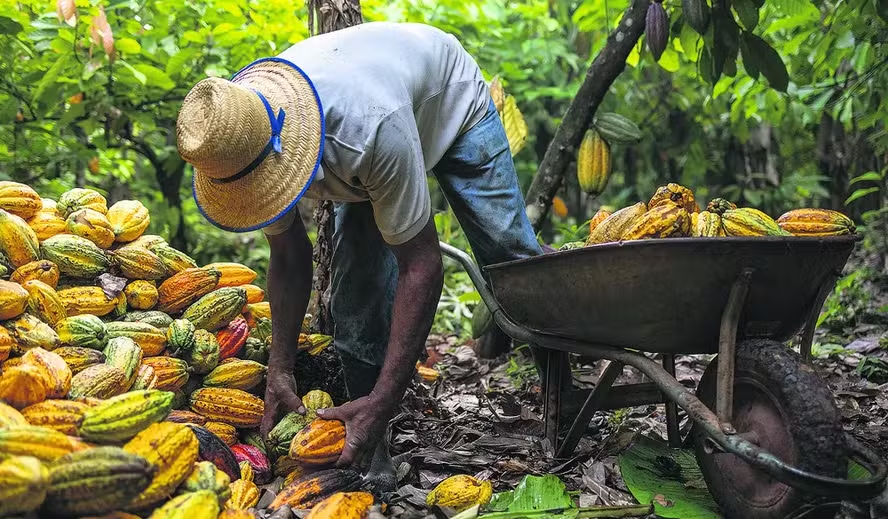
[0,181,402,518]
[559,182,857,250]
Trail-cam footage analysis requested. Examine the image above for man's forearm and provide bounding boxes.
[266,223,314,374]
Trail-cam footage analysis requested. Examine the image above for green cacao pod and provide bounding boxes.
[267,411,310,459]
[39,234,110,278]
[0,455,50,517]
[593,112,642,143]
[167,318,197,356]
[78,390,174,443]
[57,188,107,218]
[576,129,611,196]
[721,208,791,237]
[242,337,268,364]
[183,287,248,332]
[150,243,198,274]
[109,246,168,281]
[682,0,710,34]
[148,489,219,519]
[122,310,174,329]
[188,329,220,375]
[706,197,737,215]
[103,336,144,390]
[176,460,232,507]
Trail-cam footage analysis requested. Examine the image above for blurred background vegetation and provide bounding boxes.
[1,0,886,342]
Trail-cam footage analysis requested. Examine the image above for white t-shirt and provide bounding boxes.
[262,22,491,244]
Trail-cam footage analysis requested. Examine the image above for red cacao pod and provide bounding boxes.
[230,443,271,485]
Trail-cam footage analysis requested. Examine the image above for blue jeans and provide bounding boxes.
[330,99,543,368]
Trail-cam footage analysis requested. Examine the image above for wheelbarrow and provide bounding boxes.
[439,235,887,519]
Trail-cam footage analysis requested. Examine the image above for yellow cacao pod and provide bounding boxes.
[11,260,60,289]
[426,474,493,512]
[776,208,856,236]
[107,200,151,243]
[204,263,257,287]
[722,208,790,237]
[22,347,72,399]
[305,491,375,519]
[588,208,611,235]
[125,280,159,311]
[0,401,28,427]
[58,188,107,218]
[0,455,51,517]
[576,129,611,195]
[0,279,29,321]
[225,479,260,510]
[585,202,647,245]
[0,363,49,409]
[123,422,199,510]
[649,183,699,214]
[622,203,691,241]
[66,208,115,249]
[691,210,724,237]
[57,286,120,317]
[0,181,42,218]
[21,399,89,435]
[26,210,67,241]
[23,280,67,326]
[0,208,40,268]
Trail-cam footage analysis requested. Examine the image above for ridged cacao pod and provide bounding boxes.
[23,279,66,326]
[0,401,28,427]
[649,183,699,214]
[189,387,264,428]
[289,419,346,467]
[691,211,725,237]
[682,0,710,34]
[167,318,197,356]
[242,337,269,364]
[157,267,222,314]
[69,363,128,400]
[645,2,668,61]
[269,468,362,510]
[150,243,198,274]
[0,455,51,517]
[53,346,106,375]
[22,347,71,399]
[0,181,42,218]
[141,357,190,392]
[722,208,790,237]
[0,279,29,320]
[55,314,109,350]
[776,208,856,236]
[132,363,158,391]
[204,263,257,287]
[121,234,166,251]
[219,509,255,519]
[187,329,220,374]
[26,211,67,241]
[586,202,648,245]
[45,446,155,516]
[622,202,692,240]
[202,359,267,391]
[66,208,115,249]
[0,328,11,363]
[183,287,248,332]
[107,200,150,243]
[106,321,167,357]
[57,286,120,317]
[122,421,199,510]
[588,208,611,235]
[58,188,107,218]
[225,479,260,510]
[240,460,256,482]
[21,399,89,435]
[217,317,249,359]
[0,209,40,268]
[11,260,60,288]
[176,461,232,507]
[166,409,208,426]
[241,429,268,457]
[576,129,611,195]
[124,280,159,310]
[0,425,87,462]
[78,389,174,443]
[706,197,737,215]
[306,491,375,519]
[110,247,168,281]
[426,474,493,512]
[239,284,265,304]
[0,364,49,409]
[146,489,219,519]
[230,444,271,485]
[122,310,174,329]
[39,234,111,279]
[187,424,242,483]
[203,421,238,446]
[6,313,61,352]
[593,112,642,144]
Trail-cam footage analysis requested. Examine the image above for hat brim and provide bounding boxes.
[192,58,324,233]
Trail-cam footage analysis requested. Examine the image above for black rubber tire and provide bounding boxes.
[693,339,847,519]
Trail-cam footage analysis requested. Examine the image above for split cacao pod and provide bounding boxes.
[122,421,199,510]
[66,208,115,249]
[189,387,264,428]
[125,280,159,310]
[586,202,648,245]
[21,399,89,435]
[289,419,346,467]
[305,491,375,519]
[776,208,856,236]
[157,267,222,314]
[45,446,155,516]
[107,200,151,243]
[426,474,493,512]
[11,260,60,288]
[721,208,790,237]
[0,455,50,517]
[576,129,611,195]
[58,188,107,218]
[39,234,111,278]
[78,389,174,443]
[622,203,692,241]
[0,209,40,268]
[0,181,42,218]
[269,468,362,510]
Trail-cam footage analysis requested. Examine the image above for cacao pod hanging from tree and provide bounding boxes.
[576,130,612,196]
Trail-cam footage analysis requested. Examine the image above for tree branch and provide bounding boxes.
[524,0,650,231]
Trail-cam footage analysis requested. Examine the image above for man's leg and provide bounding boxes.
[330,201,398,492]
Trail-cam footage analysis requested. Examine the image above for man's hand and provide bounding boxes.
[260,368,306,438]
[316,394,395,472]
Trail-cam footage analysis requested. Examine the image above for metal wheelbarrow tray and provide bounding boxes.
[440,235,887,519]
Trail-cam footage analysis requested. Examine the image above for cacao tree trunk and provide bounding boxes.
[306,0,363,336]
[523,0,650,231]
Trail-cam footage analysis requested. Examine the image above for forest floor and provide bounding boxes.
[377,331,888,519]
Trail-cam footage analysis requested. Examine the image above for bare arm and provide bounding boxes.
[260,212,315,437]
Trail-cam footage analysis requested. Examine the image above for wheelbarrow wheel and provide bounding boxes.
[692,339,847,519]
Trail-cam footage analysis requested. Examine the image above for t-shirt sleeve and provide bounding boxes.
[364,108,431,246]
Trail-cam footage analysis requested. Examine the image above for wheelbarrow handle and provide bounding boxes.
[439,241,502,315]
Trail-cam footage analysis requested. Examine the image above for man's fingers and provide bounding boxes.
[316,407,342,421]
[259,400,279,439]
[279,392,306,415]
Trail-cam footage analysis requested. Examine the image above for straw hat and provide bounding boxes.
[176,58,325,232]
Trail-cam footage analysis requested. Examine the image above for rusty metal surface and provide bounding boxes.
[483,236,857,354]
[717,269,753,426]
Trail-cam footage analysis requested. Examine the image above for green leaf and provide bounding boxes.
[118,60,147,85]
[116,38,142,54]
[619,435,722,519]
[738,35,759,79]
[740,32,789,92]
[0,15,23,34]
[849,171,884,184]
[33,54,68,108]
[0,98,18,122]
[487,475,576,516]
[57,102,86,127]
[732,0,759,30]
[658,47,681,72]
[845,187,880,205]
[133,64,175,90]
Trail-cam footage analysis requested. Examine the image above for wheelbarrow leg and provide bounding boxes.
[797,270,841,362]
[543,349,568,450]
[716,268,754,429]
[556,360,623,458]
[662,354,681,448]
